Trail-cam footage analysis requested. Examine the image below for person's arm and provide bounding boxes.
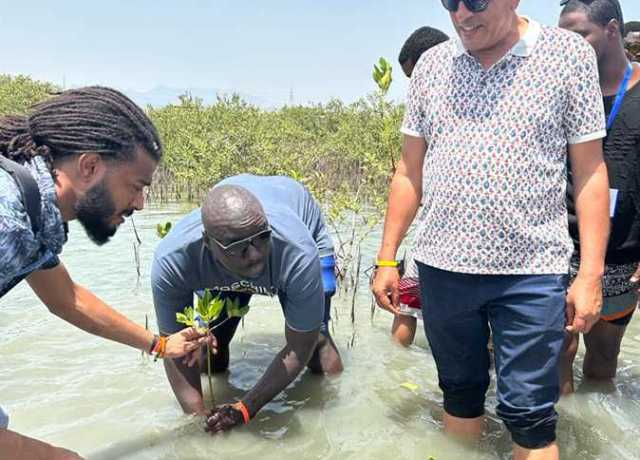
[205,325,319,433]
[371,134,426,314]
[163,352,208,415]
[561,37,609,334]
[26,263,206,357]
[567,138,609,333]
[0,429,83,460]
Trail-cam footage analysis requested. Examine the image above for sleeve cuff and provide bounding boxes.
[400,127,424,138]
[284,321,321,333]
[568,129,606,145]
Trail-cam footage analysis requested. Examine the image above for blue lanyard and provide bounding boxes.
[607,63,633,131]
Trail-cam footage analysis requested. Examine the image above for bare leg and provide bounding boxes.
[391,315,417,347]
[443,412,484,442]
[513,442,559,460]
[560,332,579,395]
[583,319,627,380]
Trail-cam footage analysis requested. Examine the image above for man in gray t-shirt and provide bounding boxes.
[152,174,343,433]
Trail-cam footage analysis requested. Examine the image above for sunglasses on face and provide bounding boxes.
[208,227,272,256]
[440,0,490,13]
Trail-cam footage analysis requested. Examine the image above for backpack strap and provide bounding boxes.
[0,156,42,234]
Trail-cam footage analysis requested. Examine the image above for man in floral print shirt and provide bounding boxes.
[372,1,609,459]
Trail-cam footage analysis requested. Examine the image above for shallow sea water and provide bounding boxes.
[2,205,640,459]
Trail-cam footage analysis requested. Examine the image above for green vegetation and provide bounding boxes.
[0,75,58,117]
[176,289,228,407]
[373,57,393,93]
[148,92,403,224]
[0,68,402,296]
[156,221,172,239]
[0,72,402,223]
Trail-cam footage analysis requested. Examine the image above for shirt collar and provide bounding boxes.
[453,17,541,59]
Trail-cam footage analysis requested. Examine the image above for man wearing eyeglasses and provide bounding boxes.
[151,174,343,433]
[559,1,640,395]
[372,1,609,459]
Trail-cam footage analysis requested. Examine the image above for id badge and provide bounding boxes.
[610,188,619,218]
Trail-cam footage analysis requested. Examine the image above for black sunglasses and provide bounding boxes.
[441,0,490,13]
[208,227,272,256]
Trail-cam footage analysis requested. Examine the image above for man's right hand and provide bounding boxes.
[372,266,401,315]
[164,327,214,361]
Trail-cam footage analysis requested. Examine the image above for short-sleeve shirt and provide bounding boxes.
[401,19,606,275]
[151,174,334,334]
[0,156,67,298]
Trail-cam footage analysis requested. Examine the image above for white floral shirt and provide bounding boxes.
[402,19,606,274]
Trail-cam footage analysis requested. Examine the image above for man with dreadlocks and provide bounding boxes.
[560,0,640,394]
[0,86,209,459]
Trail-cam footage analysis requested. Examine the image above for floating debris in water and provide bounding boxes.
[400,382,419,393]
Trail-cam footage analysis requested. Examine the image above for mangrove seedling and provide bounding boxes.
[176,289,226,406]
[373,57,393,94]
[226,296,250,319]
[156,221,172,239]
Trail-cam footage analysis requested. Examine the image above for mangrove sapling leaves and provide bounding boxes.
[373,57,392,94]
[156,221,172,239]
[226,297,250,318]
[196,290,226,324]
[176,289,227,407]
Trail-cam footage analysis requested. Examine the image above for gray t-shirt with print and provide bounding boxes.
[152,174,333,334]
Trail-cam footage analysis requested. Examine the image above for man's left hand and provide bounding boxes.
[565,274,603,334]
[204,403,246,434]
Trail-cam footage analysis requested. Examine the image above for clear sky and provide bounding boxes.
[2,1,639,106]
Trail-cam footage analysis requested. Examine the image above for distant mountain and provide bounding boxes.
[124,86,270,108]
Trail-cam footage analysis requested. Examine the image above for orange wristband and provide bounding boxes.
[160,336,167,357]
[234,401,250,424]
[153,336,168,361]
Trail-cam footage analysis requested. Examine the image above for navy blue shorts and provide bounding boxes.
[417,263,567,450]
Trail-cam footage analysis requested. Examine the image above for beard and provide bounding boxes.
[74,179,121,246]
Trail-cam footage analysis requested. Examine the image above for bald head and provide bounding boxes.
[202,184,268,242]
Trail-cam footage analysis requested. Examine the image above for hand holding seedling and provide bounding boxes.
[176,289,228,406]
[205,403,246,434]
[163,326,212,362]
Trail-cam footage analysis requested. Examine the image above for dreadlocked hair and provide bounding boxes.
[0,86,162,174]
